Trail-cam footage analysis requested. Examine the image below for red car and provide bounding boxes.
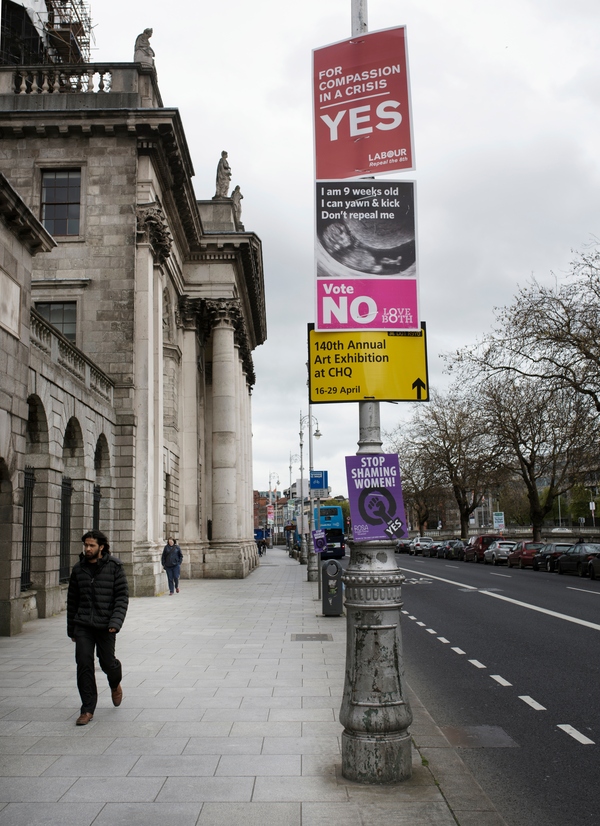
[507,541,544,569]
[463,535,503,563]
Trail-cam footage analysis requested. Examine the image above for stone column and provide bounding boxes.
[211,312,238,544]
[179,302,203,577]
[340,539,413,783]
[132,240,159,595]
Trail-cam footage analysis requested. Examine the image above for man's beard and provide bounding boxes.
[85,549,102,561]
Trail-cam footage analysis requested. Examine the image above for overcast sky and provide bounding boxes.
[94,0,600,498]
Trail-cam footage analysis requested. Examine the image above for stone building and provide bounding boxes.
[0,7,266,634]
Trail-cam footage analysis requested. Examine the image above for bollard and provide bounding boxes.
[339,539,413,783]
[321,559,343,616]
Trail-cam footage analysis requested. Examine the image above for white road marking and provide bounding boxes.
[402,610,409,614]
[566,587,600,596]
[416,621,426,627]
[408,615,417,620]
[426,628,437,634]
[491,675,512,686]
[445,565,460,569]
[398,566,600,632]
[469,659,486,669]
[489,573,511,578]
[437,637,450,643]
[557,724,595,745]
[452,647,466,655]
[519,695,546,711]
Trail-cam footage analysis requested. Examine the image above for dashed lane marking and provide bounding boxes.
[519,695,546,711]
[566,587,600,596]
[469,659,486,669]
[426,628,437,634]
[489,572,511,578]
[452,647,466,654]
[437,637,450,643]
[398,566,600,632]
[557,724,595,745]
[491,675,512,686]
[416,622,426,627]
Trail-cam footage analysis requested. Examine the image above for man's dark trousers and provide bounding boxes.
[74,626,122,714]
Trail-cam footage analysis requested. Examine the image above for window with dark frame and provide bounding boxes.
[41,169,81,236]
[35,301,77,342]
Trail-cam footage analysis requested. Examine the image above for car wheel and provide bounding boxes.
[577,563,586,578]
[492,556,498,566]
[546,559,553,572]
[519,559,525,569]
[557,564,563,574]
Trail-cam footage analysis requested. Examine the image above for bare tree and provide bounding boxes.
[394,391,500,538]
[385,430,445,534]
[483,375,600,541]
[449,247,600,412]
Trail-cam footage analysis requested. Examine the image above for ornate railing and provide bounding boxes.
[30,309,114,403]
[14,66,112,95]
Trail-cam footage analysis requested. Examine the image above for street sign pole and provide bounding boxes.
[339,0,413,786]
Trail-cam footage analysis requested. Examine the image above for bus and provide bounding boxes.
[314,505,345,559]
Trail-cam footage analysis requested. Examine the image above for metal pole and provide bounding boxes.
[307,407,319,582]
[339,0,412,785]
[299,412,308,564]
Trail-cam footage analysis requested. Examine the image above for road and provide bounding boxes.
[394,554,600,826]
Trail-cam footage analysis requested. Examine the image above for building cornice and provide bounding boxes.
[0,174,56,255]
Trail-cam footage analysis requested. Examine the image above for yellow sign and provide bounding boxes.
[308,324,429,403]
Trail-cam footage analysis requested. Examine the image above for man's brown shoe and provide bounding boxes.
[111,684,123,707]
[76,712,93,726]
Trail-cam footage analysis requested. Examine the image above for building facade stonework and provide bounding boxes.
[0,57,266,634]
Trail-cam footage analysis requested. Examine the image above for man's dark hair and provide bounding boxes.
[81,530,110,553]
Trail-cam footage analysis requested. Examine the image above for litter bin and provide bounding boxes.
[322,559,344,616]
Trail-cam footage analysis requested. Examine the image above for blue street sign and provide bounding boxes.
[310,470,328,490]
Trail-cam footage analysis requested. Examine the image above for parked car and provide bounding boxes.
[507,541,544,569]
[556,543,600,577]
[437,539,465,559]
[463,535,503,562]
[395,538,412,554]
[588,555,600,580]
[533,542,574,572]
[483,540,517,565]
[408,536,433,556]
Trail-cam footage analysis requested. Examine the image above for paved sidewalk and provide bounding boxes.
[0,549,507,826]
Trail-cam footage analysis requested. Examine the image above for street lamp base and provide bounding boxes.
[342,730,412,784]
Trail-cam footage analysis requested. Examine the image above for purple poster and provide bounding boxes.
[345,453,408,541]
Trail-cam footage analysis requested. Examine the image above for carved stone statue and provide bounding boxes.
[231,185,243,225]
[214,151,232,199]
[134,28,155,66]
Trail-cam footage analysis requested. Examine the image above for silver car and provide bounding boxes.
[483,540,517,566]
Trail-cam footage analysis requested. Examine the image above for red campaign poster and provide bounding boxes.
[313,26,414,180]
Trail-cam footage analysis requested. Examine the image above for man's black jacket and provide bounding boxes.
[67,550,129,638]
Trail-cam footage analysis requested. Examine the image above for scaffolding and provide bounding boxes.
[0,0,93,65]
[44,0,93,64]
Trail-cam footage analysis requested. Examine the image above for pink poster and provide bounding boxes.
[315,179,419,331]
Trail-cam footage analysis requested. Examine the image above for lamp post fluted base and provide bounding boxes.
[307,549,318,580]
[341,730,412,784]
[340,539,412,784]
[299,537,308,565]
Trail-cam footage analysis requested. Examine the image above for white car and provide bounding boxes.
[410,536,435,556]
[483,540,517,566]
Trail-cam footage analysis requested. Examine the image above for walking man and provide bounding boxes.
[67,530,129,726]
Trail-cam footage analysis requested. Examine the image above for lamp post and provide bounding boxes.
[289,452,300,553]
[299,410,321,573]
[268,471,279,548]
[586,488,596,528]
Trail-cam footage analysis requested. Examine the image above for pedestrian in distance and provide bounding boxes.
[162,536,183,594]
[67,530,129,726]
